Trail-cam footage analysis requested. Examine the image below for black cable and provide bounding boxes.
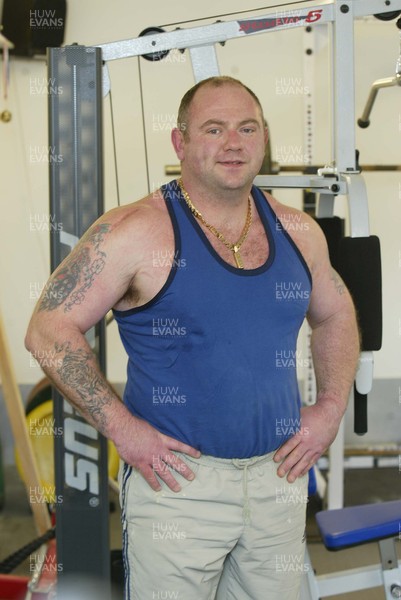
[159,0,315,28]
[0,527,55,574]
[137,57,151,195]
[109,88,121,207]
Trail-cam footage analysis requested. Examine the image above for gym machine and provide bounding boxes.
[42,0,399,597]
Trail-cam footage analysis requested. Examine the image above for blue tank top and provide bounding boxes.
[113,180,312,458]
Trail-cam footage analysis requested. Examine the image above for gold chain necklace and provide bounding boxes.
[177,178,252,269]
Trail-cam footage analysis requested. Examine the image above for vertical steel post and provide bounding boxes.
[333,1,357,172]
[48,45,110,596]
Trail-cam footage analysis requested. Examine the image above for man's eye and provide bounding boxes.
[241,127,255,134]
[207,128,220,134]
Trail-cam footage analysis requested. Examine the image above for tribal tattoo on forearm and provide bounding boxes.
[55,341,113,431]
[38,223,111,312]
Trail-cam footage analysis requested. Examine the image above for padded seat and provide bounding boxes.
[316,500,401,550]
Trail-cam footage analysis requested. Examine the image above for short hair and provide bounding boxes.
[177,76,265,139]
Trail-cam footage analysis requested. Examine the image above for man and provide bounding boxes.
[26,76,359,599]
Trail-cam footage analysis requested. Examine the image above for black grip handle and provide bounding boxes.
[354,384,368,435]
[357,118,370,129]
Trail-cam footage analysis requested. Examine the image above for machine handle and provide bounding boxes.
[354,384,368,436]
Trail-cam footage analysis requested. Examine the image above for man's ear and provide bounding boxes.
[171,127,185,161]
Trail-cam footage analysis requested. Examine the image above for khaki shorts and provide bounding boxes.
[119,451,308,600]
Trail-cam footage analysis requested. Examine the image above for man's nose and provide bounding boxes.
[223,129,242,150]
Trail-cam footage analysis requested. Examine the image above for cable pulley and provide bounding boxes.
[374,10,401,21]
[139,27,170,61]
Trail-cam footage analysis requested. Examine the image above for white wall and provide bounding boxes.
[0,1,400,390]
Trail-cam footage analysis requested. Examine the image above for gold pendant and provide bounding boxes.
[233,246,244,269]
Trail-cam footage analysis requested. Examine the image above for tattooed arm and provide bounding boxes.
[25,206,200,492]
[38,223,111,314]
[272,215,360,482]
[26,215,139,436]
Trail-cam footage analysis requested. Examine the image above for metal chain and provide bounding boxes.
[177,178,252,253]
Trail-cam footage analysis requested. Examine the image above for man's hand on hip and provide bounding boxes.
[114,415,201,492]
[273,401,343,483]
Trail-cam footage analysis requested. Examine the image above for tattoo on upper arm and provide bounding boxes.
[55,341,113,430]
[38,223,111,312]
[331,269,345,295]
